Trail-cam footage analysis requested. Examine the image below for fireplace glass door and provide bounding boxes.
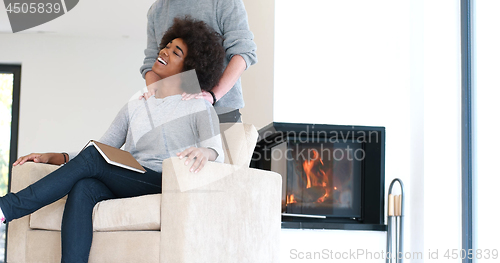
[273,140,363,218]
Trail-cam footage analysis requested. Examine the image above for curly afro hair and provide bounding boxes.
[159,16,225,92]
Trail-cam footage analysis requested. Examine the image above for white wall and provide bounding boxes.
[240,0,274,129]
[422,1,462,261]
[0,33,146,155]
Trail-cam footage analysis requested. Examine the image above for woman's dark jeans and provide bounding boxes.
[0,146,162,263]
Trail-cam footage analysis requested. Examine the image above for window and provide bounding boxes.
[0,64,21,263]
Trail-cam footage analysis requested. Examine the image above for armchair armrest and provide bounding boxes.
[160,158,282,263]
[10,162,61,192]
[7,162,61,263]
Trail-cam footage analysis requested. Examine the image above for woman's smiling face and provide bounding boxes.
[152,38,188,79]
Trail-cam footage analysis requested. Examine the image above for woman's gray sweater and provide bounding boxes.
[70,95,224,173]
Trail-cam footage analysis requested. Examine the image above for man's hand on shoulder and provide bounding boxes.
[181,91,214,104]
[140,71,162,100]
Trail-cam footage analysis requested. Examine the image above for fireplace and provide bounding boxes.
[278,140,363,218]
[251,122,386,231]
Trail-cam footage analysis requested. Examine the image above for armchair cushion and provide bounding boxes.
[29,194,161,231]
[92,194,161,231]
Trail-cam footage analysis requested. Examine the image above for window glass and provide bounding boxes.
[0,72,14,262]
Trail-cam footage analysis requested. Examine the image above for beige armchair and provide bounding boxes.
[7,123,282,263]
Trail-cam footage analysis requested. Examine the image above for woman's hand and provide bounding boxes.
[13,153,60,166]
[177,147,217,173]
[181,91,214,104]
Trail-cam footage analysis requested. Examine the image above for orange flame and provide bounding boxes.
[302,150,324,189]
[302,149,331,203]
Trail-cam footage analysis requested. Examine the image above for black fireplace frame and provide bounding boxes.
[251,122,386,231]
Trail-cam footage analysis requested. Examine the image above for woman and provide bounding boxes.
[0,17,226,263]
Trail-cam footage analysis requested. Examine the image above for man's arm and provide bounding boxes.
[183,0,257,103]
[211,54,246,101]
[185,54,247,103]
[140,3,161,98]
[218,0,258,69]
[215,0,257,99]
